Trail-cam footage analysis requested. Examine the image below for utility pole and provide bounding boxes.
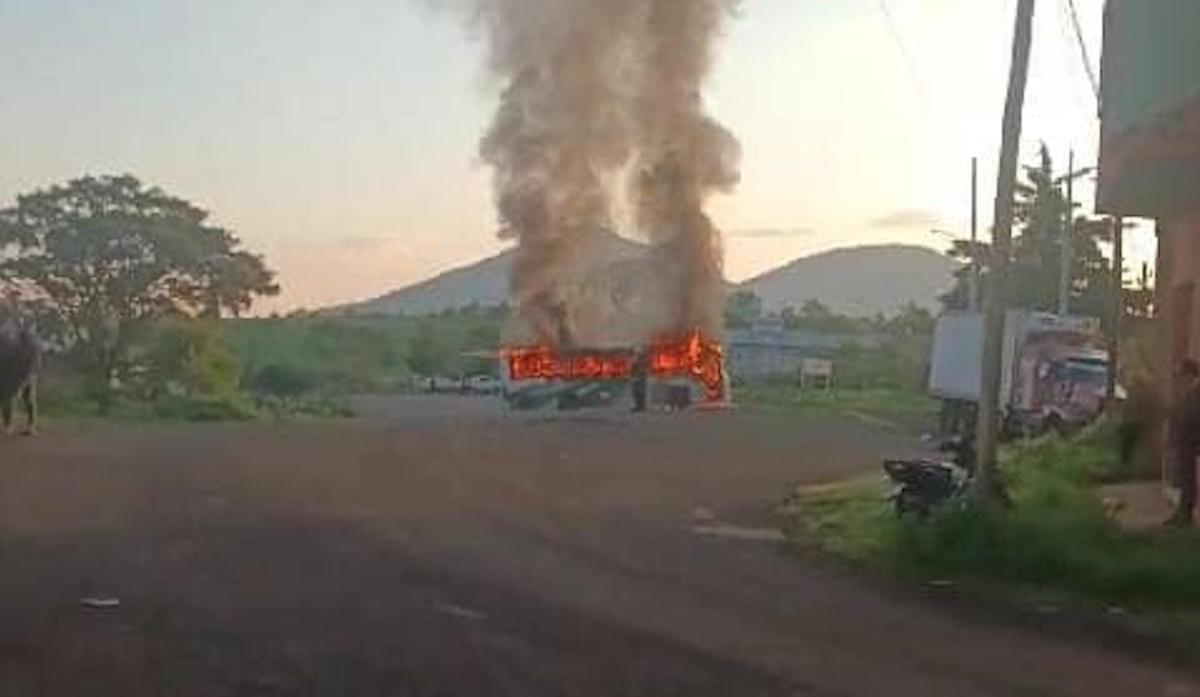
[1059,150,1075,316]
[1108,215,1124,403]
[970,157,981,311]
[975,0,1036,505]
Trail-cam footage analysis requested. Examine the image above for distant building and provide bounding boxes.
[727,318,879,381]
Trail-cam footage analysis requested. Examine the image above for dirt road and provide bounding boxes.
[0,397,1194,695]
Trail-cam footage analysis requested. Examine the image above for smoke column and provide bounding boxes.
[474,0,740,346]
[629,0,741,336]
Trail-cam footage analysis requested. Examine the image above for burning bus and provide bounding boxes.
[501,330,728,411]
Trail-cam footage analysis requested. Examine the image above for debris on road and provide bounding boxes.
[434,601,487,622]
[79,597,121,610]
[925,579,958,590]
[692,524,786,543]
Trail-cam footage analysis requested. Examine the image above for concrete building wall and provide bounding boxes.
[1158,216,1200,378]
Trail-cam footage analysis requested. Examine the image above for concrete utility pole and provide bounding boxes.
[1059,150,1075,316]
[1108,215,1124,403]
[975,0,1036,504]
[970,157,981,311]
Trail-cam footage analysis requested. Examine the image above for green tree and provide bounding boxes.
[724,290,763,328]
[884,302,936,338]
[941,146,1111,318]
[464,322,501,376]
[790,299,860,334]
[1125,263,1154,320]
[142,318,240,398]
[248,363,316,417]
[940,238,992,311]
[0,175,278,408]
[407,320,446,376]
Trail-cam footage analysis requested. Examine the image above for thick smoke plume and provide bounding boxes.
[474,0,740,347]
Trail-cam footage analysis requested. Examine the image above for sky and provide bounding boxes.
[0,0,1153,313]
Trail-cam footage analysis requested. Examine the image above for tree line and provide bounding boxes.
[725,291,936,339]
[1,175,278,411]
[939,145,1147,322]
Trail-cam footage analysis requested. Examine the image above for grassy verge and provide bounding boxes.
[783,425,1200,658]
[40,392,355,425]
[737,383,938,434]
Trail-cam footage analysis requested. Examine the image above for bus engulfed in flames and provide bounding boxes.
[504,330,726,404]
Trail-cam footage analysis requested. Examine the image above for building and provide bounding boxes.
[1098,1,1200,491]
[1098,1,1200,376]
[727,318,879,381]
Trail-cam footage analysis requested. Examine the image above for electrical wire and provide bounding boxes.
[1063,0,1100,104]
[875,0,916,74]
[873,0,930,121]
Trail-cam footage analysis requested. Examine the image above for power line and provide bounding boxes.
[1062,0,1100,106]
[875,0,915,71]
[1053,0,1094,118]
[873,0,930,120]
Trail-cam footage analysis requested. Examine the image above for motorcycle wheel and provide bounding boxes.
[894,490,929,518]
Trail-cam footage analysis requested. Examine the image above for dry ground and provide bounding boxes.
[0,396,1195,696]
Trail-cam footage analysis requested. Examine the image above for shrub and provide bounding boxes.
[141,318,241,398]
[151,394,258,422]
[247,363,317,402]
[883,436,1200,607]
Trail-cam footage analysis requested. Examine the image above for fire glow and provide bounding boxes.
[505,330,726,403]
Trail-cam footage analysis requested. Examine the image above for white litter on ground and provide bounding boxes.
[691,524,786,543]
[434,601,487,622]
[79,597,121,610]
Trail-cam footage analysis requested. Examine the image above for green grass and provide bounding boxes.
[737,383,938,434]
[787,429,1200,613]
[41,393,256,423]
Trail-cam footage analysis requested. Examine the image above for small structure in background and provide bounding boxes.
[726,317,878,382]
[800,358,834,391]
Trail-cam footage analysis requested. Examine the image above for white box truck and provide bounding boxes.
[929,310,1111,437]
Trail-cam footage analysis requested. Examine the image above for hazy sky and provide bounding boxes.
[1,0,1151,312]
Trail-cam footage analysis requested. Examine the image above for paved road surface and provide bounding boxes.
[0,396,1195,695]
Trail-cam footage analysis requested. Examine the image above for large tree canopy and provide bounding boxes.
[0,175,278,399]
[942,146,1115,319]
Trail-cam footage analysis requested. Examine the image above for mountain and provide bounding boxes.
[339,249,514,316]
[336,241,957,318]
[740,244,958,316]
[338,233,645,317]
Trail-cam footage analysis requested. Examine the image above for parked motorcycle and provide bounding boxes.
[882,438,975,517]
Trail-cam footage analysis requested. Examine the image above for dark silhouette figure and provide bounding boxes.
[1168,360,1200,525]
[631,351,648,413]
[0,323,41,436]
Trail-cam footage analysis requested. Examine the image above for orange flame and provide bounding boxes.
[647,330,725,401]
[506,346,634,382]
[504,330,725,402]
